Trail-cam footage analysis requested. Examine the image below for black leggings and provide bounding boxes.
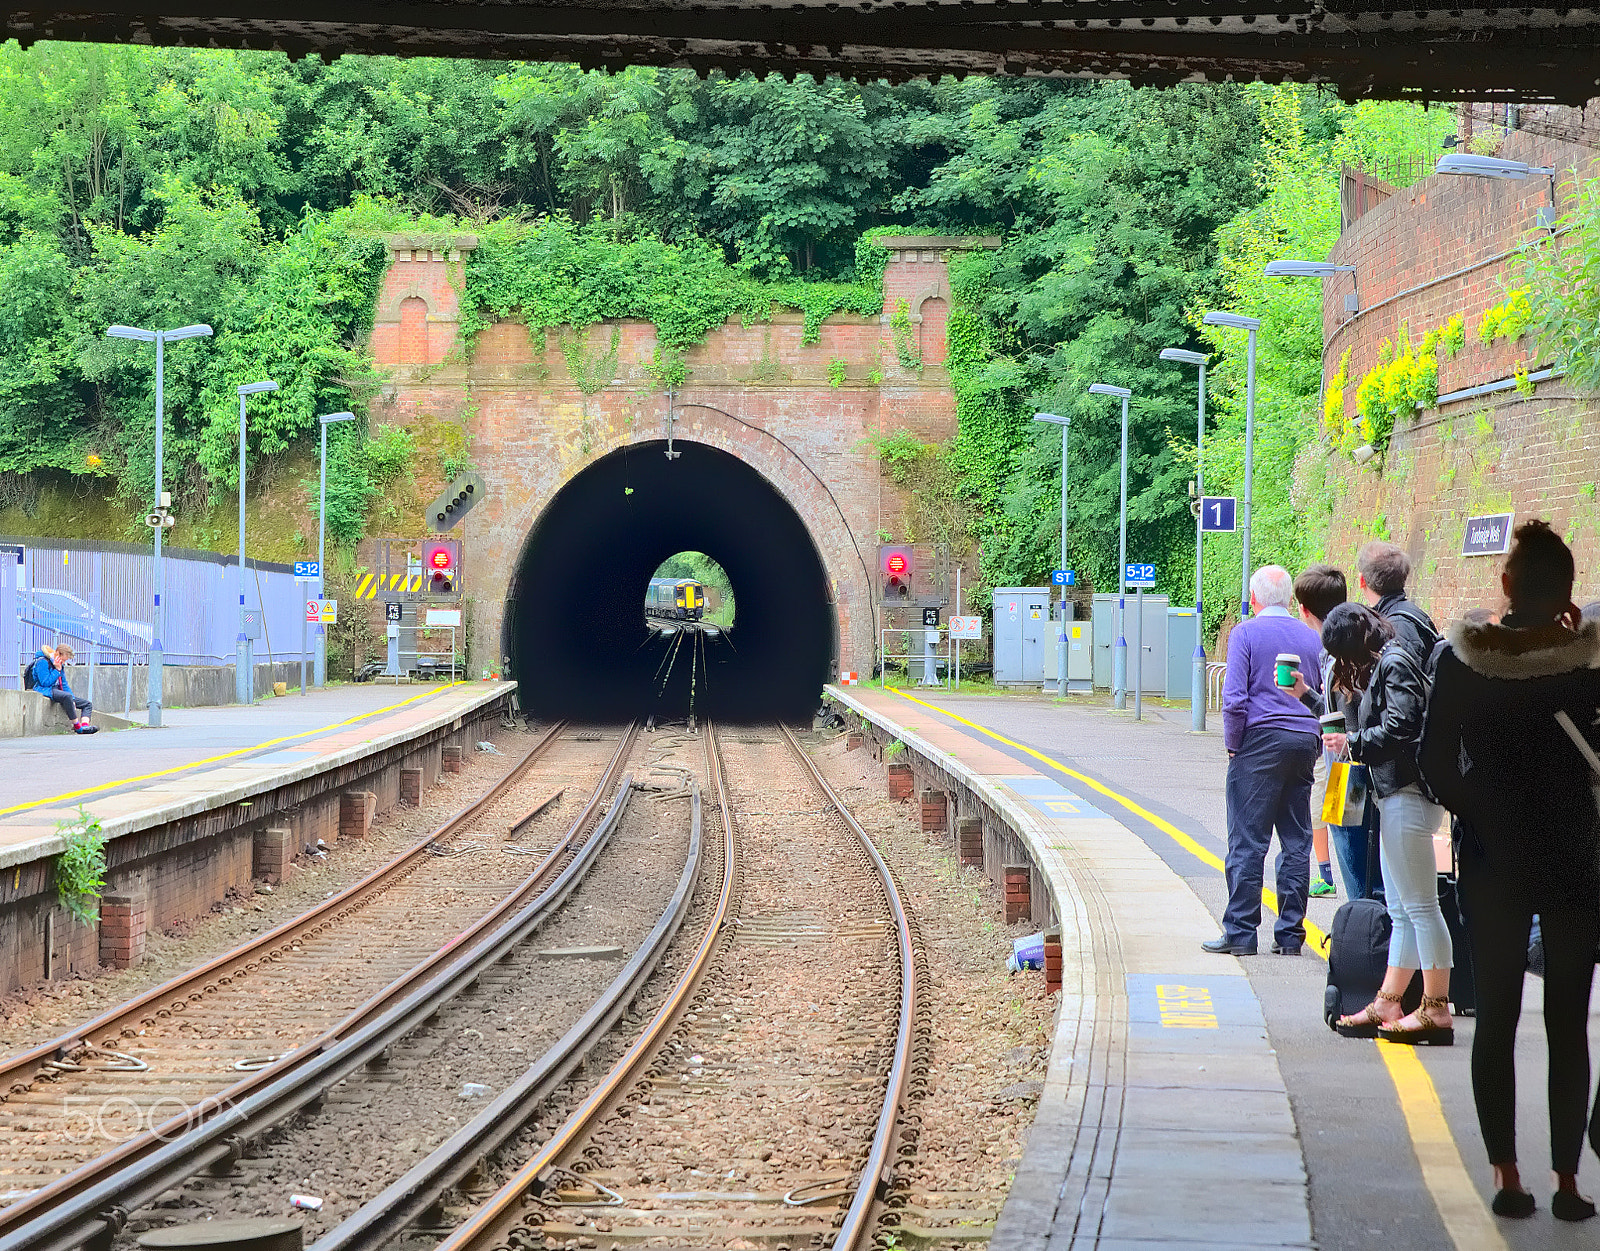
[1458,856,1599,1173]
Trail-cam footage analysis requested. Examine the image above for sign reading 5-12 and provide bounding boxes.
[1125,563,1157,588]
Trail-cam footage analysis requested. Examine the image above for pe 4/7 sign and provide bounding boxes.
[1125,563,1157,588]
[1199,497,1237,532]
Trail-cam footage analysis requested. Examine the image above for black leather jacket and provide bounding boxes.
[1344,640,1429,799]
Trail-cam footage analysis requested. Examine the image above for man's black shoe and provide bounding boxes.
[1201,935,1257,956]
[1271,943,1303,956]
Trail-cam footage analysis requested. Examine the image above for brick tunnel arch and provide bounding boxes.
[505,438,849,721]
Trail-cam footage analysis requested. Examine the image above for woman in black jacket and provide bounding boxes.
[1318,602,1454,1043]
[1419,520,1600,1221]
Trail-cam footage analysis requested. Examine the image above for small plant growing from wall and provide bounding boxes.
[828,358,848,388]
[55,806,107,924]
[644,347,689,391]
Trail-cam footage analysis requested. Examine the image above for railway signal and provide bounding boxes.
[426,472,485,533]
[880,545,913,602]
[422,539,460,595]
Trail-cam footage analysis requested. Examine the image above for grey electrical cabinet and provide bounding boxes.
[1091,593,1170,694]
[1166,608,1201,701]
[992,587,1050,685]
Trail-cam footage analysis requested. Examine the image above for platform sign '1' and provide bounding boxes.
[1199,497,1237,533]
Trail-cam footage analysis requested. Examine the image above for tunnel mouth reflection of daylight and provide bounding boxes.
[510,440,834,721]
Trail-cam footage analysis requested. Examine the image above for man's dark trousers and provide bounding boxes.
[1224,725,1320,950]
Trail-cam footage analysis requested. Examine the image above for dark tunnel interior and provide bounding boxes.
[509,440,836,721]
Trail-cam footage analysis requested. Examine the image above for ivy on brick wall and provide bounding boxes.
[458,217,881,361]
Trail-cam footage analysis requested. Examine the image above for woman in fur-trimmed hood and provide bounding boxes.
[1419,519,1600,1222]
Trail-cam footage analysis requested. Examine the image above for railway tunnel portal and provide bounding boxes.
[367,232,991,718]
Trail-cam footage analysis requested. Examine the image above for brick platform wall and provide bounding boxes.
[1319,123,1600,616]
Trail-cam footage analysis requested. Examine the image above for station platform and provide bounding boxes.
[0,681,516,991]
[829,684,1558,1251]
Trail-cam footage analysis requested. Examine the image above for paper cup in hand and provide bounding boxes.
[1275,654,1299,688]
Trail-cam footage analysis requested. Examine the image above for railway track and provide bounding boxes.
[422,723,924,1251]
[1,721,925,1251]
[0,720,641,1238]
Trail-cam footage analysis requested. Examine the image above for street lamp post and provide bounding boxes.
[1202,311,1261,621]
[314,412,357,688]
[107,323,213,727]
[1159,348,1209,732]
[1435,153,1559,229]
[1088,383,1133,710]
[236,381,279,705]
[1033,412,1070,695]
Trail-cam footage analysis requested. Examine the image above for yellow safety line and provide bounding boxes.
[0,681,468,819]
[886,686,1326,951]
[1380,1043,1508,1251]
[884,685,1503,1251]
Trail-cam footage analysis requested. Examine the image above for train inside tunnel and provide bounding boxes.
[507,439,838,722]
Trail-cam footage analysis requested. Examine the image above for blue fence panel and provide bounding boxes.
[9,540,309,683]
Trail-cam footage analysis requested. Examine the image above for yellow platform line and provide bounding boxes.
[884,686,1503,1251]
[0,682,467,819]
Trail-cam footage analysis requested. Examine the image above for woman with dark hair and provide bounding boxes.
[1421,520,1600,1221]
[1318,601,1453,1042]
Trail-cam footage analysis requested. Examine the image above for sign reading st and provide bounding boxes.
[1051,569,1076,587]
[1125,563,1157,588]
[1199,497,1237,533]
[1462,512,1515,557]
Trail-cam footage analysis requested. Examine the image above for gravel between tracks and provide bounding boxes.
[117,739,699,1245]
[808,730,1052,1246]
[0,723,534,1053]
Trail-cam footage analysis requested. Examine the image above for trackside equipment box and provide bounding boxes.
[992,587,1051,685]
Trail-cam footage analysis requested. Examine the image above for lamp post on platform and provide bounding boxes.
[1033,412,1071,695]
[1087,383,1132,710]
[314,412,357,688]
[106,322,213,727]
[1160,348,1209,732]
[235,381,278,705]
[1202,310,1260,620]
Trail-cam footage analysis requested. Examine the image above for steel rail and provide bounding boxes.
[0,722,640,1250]
[773,724,918,1251]
[0,760,641,1251]
[429,721,739,1251]
[311,779,707,1251]
[0,719,568,1102]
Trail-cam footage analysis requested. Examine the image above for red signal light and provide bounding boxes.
[430,548,452,571]
[886,553,908,576]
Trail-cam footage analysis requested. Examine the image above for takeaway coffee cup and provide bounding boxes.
[1320,710,1347,735]
[1275,654,1299,688]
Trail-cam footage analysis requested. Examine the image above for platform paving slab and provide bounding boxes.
[826,685,1313,1251]
[0,681,514,868]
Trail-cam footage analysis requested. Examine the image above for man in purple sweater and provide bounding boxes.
[1204,565,1325,956]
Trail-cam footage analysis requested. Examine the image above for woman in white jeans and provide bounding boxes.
[1319,602,1453,1045]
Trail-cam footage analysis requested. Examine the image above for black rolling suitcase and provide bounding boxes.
[1324,803,1421,1033]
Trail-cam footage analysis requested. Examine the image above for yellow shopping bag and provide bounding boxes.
[1321,761,1370,827]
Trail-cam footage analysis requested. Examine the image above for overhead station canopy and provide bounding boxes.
[2,0,1592,103]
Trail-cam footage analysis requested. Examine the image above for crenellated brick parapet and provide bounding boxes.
[371,232,479,367]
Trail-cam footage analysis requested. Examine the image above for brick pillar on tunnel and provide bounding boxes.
[875,235,997,378]
[371,232,479,366]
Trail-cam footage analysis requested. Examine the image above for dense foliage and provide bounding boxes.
[0,42,1454,598]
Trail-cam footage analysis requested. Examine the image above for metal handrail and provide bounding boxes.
[1206,662,1228,713]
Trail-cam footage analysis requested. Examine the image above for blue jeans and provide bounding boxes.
[1329,812,1384,902]
[1224,725,1320,949]
[1379,786,1453,971]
